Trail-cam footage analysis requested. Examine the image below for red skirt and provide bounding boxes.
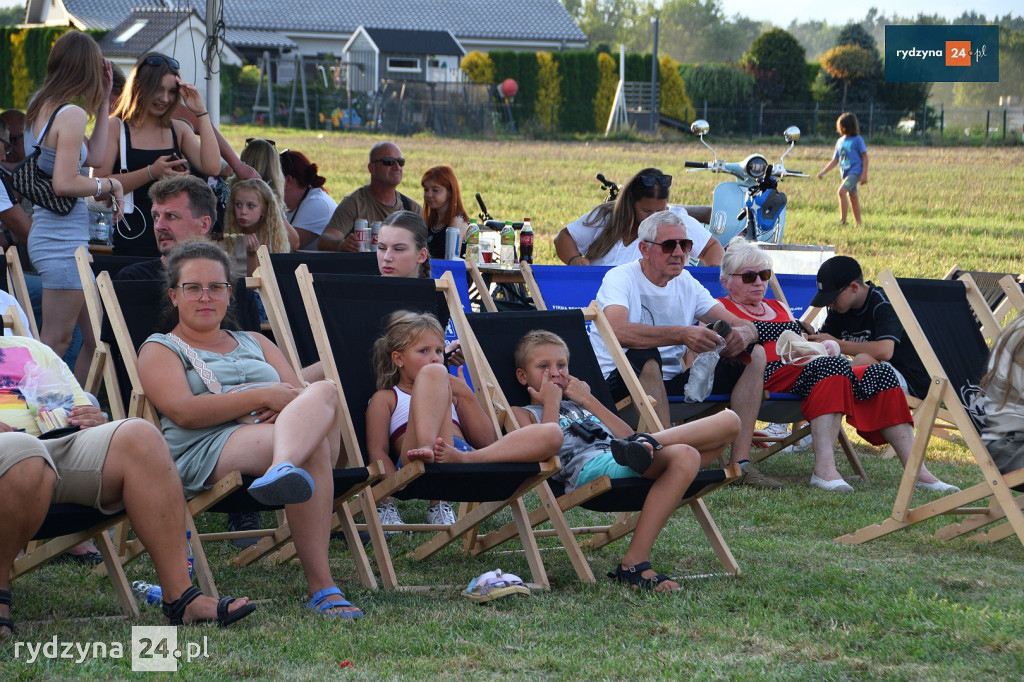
[765,364,912,446]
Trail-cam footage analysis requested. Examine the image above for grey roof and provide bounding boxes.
[96,8,200,57]
[224,28,298,51]
[360,27,465,56]
[60,0,586,43]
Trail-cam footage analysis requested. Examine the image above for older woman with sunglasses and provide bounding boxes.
[98,53,220,257]
[718,237,958,494]
[554,167,723,267]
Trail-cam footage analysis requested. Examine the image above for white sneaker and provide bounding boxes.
[790,433,813,453]
[426,501,457,525]
[916,479,960,494]
[376,502,405,537]
[762,422,791,440]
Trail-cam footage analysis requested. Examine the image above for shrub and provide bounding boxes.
[593,52,617,131]
[658,55,693,123]
[535,52,561,132]
[460,51,495,84]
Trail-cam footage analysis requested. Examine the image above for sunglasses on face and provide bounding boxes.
[646,238,693,254]
[732,269,773,284]
[639,173,672,188]
[373,157,405,167]
[246,138,275,147]
[143,55,180,70]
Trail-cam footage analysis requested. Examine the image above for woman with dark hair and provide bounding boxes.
[420,164,468,259]
[98,52,220,257]
[138,239,364,619]
[553,167,722,266]
[24,31,123,383]
[280,149,337,250]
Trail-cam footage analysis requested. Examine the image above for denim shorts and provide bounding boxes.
[841,173,861,194]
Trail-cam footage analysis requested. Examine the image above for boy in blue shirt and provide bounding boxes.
[511,329,739,593]
[817,112,868,226]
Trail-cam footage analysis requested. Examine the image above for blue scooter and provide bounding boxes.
[684,121,808,246]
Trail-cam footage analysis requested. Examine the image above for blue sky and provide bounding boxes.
[717,1,1020,27]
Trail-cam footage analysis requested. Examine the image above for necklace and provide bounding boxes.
[730,296,767,318]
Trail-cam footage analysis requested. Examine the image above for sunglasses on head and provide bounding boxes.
[373,157,405,167]
[638,173,672,188]
[732,269,773,283]
[646,238,692,254]
[143,55,180,70]
[246,138,275,147]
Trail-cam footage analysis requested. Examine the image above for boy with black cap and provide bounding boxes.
[806,255,930,399]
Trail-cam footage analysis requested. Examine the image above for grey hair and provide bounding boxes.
[719,236,773,285]
[637,210,685,244]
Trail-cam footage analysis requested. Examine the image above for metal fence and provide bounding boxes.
[225,83,1024,143]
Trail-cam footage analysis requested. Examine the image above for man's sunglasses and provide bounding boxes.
[639,173,671,188]
[246,138,275,147]
[732,269,773,283]
[143,55,180,70]
[373,157,405,167]
[646,238,692,254]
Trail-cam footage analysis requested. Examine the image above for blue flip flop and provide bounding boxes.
[307,586,363,620]
[247,463,314,506]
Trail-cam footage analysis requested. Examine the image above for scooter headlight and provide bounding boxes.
[744,154,768,179]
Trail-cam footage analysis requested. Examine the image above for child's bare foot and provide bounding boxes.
[433,437,468,463]
[405,447,435,463]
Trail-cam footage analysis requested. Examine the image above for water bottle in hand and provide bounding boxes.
[683,320,731,403]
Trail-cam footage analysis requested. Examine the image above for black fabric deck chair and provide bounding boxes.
[297,267,565,589]
[837,271,1024,546]
[945,264,1023,322]
[254,249,380,372]
[461,305,742,575]
[94,271,383,590]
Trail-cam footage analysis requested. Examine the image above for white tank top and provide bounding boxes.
[388,386,460,440]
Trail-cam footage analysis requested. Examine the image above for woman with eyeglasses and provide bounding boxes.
[138,239,364,620]
[554,167,722,267]
[280,149,336,250]
[98,52,221,257]
[718,237,957,494]
[23,31,123,384]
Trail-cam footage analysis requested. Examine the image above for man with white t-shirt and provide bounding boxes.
[589,210,780,488]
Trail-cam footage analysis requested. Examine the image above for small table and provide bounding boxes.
[475,262,525,284]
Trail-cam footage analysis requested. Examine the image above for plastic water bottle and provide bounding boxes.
[684,320,731,403]
[89,212,110,244]
[186,529,194,582]
[499,221,515,269]
[465,219,481,264]
[519,218,534,264]
[132,580,163,606]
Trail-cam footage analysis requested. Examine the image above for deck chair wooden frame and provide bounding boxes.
[4,246,39,339]
[837,270,1024,546]
[944,264,1023,322]
[466,259,499,312]
[74,246,129,420]
[999,274,1024,316]
[94,271,383,590]
[458,304,743,577]
[297,266,570,590]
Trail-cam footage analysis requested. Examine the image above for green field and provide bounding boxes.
[3,129,1024,680]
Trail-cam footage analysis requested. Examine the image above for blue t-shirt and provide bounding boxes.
[833,135,867,177]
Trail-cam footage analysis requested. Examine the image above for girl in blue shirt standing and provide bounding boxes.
[817,112,868,226]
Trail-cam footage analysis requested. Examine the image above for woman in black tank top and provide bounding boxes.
[97,53,221,257]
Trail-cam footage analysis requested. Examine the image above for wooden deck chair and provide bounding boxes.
[253,247,380,375]
[461,305,743,577]
[999,274,1024,316]
[94,272,383,589]
[4,246,39,338]
[836,271,1024,546]
[944,264,1023,322]
[297,267,569,590]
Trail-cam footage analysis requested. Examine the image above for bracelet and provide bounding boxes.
[107,178,114,196]
[94,178,103,198]
[146,164,155,181]
[195,111,209,118]
[568,253,583,265]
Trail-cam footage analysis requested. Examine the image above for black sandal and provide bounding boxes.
[610,439,654,474]
[0,589,13,634]
[161,585,257,627]
[608,561,675,591]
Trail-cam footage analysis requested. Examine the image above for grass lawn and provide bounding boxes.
[3,128,1023,679]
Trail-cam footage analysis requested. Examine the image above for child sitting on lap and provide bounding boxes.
[510,330,740,593]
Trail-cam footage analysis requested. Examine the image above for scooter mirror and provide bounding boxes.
[690,120,710,136]
[783,126,801,143]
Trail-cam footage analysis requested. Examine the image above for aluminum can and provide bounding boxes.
[445,226,461,260]
[370,221,382,251]
[353,219,370,252]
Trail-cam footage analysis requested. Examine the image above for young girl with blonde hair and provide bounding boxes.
[982,316,1024,481]
[222,178,292,277]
